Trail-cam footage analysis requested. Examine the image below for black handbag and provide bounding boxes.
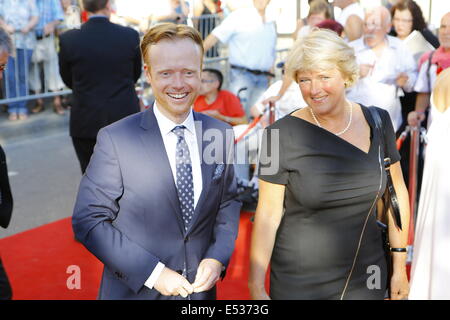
[368,107,402,231]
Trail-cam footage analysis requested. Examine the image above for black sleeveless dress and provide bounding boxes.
[258,105,400,300]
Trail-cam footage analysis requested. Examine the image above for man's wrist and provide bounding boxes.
[144,262,166,289]
[204,258,225,272]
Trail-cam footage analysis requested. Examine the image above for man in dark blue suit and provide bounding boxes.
[72,23,241,300]
[59,0,142,173]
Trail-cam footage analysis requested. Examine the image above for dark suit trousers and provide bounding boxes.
[0,258,12,300]
[72,137,97,174]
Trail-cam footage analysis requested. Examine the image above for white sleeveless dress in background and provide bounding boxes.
[409,101,450,300]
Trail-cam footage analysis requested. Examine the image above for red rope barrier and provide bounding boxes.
[234,115,263,144]
[396,130,408,150]
[234,102,277,144]
[268,101,275,125]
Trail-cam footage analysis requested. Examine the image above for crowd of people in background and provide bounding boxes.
[1,0,447,132]
[1,0,450,300]
[0,0,222,121]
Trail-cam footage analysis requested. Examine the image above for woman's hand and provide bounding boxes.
[407,110,425,127]
[249,283,271,300]
[396,72,409,88]
[390,270,409,300]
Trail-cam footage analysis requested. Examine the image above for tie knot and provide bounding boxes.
[172,125,186,137]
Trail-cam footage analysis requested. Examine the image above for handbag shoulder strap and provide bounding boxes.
[368,106,382,126]
[368,106,384,150]
[369,106,390,162]
[367,106,403,230]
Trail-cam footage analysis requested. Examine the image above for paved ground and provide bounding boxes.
[0,100,81,239]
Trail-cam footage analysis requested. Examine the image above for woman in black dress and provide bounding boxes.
[248,29,410,300]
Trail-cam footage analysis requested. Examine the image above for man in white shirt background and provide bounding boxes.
[333,0,365,41]
[346,6,417,132]
[203,0,277,118]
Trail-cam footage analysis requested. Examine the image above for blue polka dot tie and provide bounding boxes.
[172,125,194,231]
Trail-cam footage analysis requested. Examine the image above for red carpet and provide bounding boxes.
[0,212,260,300]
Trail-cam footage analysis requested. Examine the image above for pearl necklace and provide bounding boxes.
[309,101,353,136]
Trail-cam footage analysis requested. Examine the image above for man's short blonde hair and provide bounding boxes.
[285,28,359,87]
[141,23,204,66]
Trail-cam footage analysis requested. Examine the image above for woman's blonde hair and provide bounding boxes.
[285,28,359,87]
[432,68,450,113]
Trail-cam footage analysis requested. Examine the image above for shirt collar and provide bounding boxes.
[153,102,196,136]
[358,35,399,51]
[89,15,109,20]
[385,35,401,49]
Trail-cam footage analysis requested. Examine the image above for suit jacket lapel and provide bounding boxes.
[139,107,185,235]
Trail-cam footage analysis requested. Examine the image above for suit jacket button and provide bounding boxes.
[184,236,189,242]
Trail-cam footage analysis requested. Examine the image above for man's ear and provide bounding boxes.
[144,64,151,83]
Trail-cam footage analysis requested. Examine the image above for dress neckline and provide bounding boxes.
[287,105,375,156]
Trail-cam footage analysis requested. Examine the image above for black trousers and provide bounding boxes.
[0,257,12,300]
[72,137,97,174]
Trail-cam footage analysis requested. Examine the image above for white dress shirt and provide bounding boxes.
[144,103,203,289]
[346,36,418,131]
[212,7,277,71]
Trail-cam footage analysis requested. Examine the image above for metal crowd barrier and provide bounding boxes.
[0,10,289,110]
[190,14,222,58]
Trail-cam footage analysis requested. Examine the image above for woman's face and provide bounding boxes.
[297,67,347,115]
[393,9,414,39]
